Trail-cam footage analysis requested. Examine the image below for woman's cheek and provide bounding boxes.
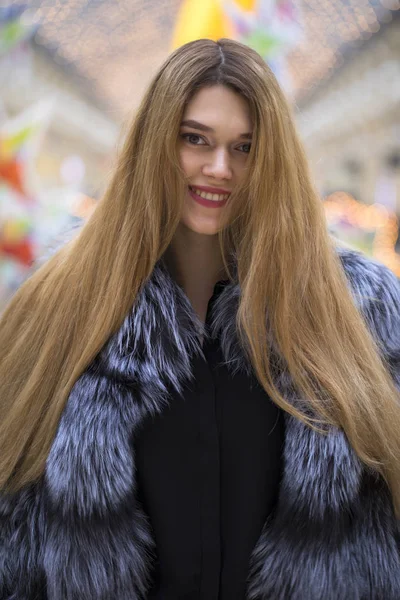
[179,149,200,179]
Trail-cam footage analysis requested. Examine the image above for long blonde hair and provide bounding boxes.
[1,39,399,513]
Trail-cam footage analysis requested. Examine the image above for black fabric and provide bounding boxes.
[135,282,284,600]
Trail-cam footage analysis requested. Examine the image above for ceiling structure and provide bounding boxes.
[2,0,399,120]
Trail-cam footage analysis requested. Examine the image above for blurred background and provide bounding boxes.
[1,0,399,309]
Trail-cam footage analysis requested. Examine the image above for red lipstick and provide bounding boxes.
[188,185,230,209]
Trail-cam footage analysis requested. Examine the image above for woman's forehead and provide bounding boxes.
[182,85,252,135]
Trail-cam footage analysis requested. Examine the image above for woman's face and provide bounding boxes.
[179,85,252,236]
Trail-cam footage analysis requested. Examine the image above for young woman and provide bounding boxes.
[0,38,399,600]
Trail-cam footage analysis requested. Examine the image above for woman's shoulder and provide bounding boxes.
[336,244,400,305]
[335,244,400,356]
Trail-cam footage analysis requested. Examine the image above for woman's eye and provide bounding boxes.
[237,143,251,154]
[182,133,206,145]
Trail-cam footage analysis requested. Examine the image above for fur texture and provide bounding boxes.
[1,248,399,599]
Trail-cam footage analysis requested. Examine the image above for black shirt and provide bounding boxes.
[135,282,284,599]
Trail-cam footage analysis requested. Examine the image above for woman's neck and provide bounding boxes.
[164,224,227,323]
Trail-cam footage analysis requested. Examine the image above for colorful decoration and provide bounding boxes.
[0,100,54,307]
[0,119,42,201]
[0,7,94,311]
[172,0,231,47]
[172,0,302,88]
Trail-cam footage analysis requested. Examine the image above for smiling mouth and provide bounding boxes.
[188,186,230,209]
[189,186,230,202]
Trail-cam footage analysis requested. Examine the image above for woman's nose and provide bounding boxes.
[202,148,232,181]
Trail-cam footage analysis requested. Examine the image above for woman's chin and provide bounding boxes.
[180,206,223,236]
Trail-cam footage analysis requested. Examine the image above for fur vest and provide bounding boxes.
[1,248,400,600]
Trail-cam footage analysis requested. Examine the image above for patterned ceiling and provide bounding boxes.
[2,0,400,118]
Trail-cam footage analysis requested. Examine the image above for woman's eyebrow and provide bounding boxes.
[180,119,252,139]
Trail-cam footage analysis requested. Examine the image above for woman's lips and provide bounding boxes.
[188,187,229,209]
